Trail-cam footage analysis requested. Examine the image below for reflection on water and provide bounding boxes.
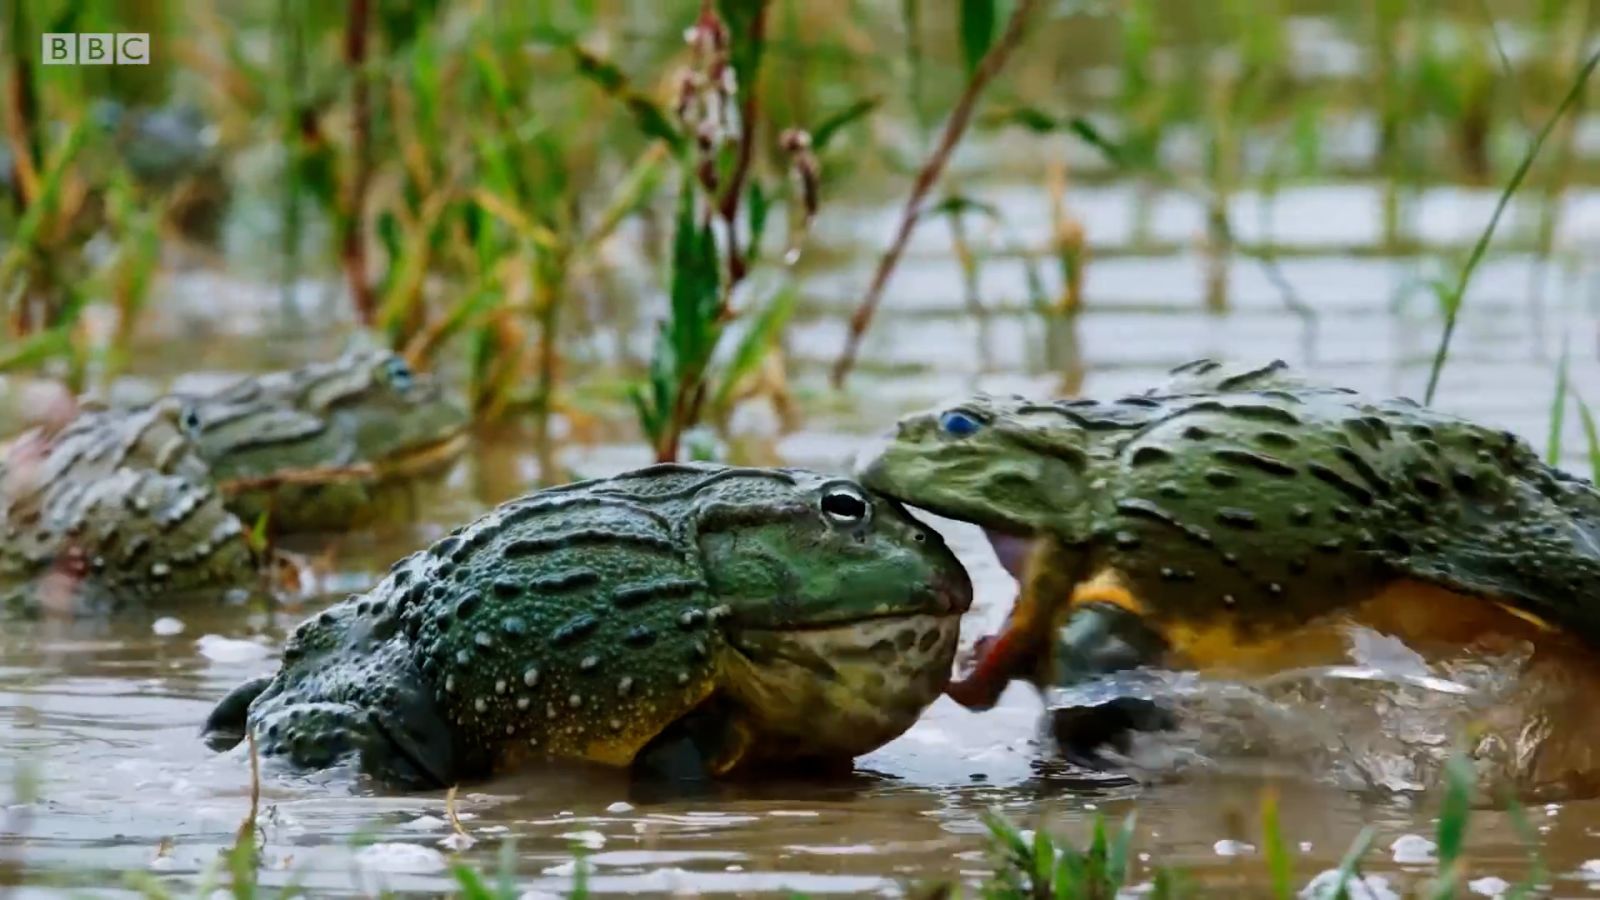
[4,172,1600,893]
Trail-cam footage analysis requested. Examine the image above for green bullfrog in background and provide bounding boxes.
[0,349,468,613]
[175,348,470,533]
[203,464,972,788]
[857,359,1600,767]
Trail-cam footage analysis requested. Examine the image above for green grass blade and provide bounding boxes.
[811,96,881,152]
[1425,46,1600,404]
[1430,754,1474,900]
[1548,341,1571,465]
[1499,790,1547,900]
[1325,825,1376,900]
[959,0,997,76]
[1106,812,1137,896]
[449,862,496,900]
[1261,793,1294,900]
[1569,386,1600,482]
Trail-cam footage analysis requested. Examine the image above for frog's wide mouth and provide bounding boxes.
[213,428,470,493]
[373,427,472,479]
[733,606,965,635]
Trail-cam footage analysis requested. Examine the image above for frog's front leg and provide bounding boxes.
[945,544,1163,709]
[945,541,1082,709]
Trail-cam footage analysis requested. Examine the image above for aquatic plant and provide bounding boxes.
[1423,43,1600,403]
[831,0,1045,387]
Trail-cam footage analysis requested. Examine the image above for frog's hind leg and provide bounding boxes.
[246,696,456,789]
[1041,578,1178,764]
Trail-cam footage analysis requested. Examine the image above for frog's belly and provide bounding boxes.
[1071,570,1567,676]
[1074,570,1600,798]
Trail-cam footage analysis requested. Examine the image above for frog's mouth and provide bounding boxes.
[863,486,1055,710]
[214,429,470,492]
[983,530,1036,581]
[373,428,471,480]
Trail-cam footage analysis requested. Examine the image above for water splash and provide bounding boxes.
[1039,623,1592,798]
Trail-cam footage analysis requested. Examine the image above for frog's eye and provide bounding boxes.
[820,485,871,526]
[938,409,983,437]
[383,355,414,391]
[179,404,203,435]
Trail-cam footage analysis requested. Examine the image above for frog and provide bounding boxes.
[855,359,1600,756]
[0,399,261,614]
[0,349,467,613]
[173,348,470,534]
[201,463,973,788]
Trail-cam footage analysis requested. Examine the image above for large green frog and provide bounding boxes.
[175,348,470,533]
[856,359,1600,745]
[202,464,972,788]
[0,350,467,612]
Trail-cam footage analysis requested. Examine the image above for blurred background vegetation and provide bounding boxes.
[2,0,1598,480]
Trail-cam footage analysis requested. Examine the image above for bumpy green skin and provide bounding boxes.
[0,350,465,612]
[0,401,259,613]
[176,348,469,533]
[204,464,971,788]
[859,358,1600,646]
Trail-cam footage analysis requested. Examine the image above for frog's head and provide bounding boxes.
[180,350,469,487]
[689,468,972,770]
[321,350,470,477]
[855,393,1097,542]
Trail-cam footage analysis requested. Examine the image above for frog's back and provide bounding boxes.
[238,464,763,783]
[1098,364,1600,641]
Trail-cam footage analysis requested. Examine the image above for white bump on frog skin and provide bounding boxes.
[516,696,530,710]
[568,693,582,708]
[494,680,506,694]
[473,698,487,713]
[523,667,540,687]
[617,676,633,696]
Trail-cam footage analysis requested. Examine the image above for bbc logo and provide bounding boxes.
[41,33,150,65]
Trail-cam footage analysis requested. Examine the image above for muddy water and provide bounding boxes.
[5,178,1600,896]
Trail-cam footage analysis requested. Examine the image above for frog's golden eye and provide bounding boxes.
[382,355,415,391]
[820,484,871,526]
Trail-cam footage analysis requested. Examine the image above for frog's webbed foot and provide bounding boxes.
[1042,601,1176,762]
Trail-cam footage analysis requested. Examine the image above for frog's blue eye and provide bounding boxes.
[939,410,983,437]
[384,356,414,391]
[179,405,202,434]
